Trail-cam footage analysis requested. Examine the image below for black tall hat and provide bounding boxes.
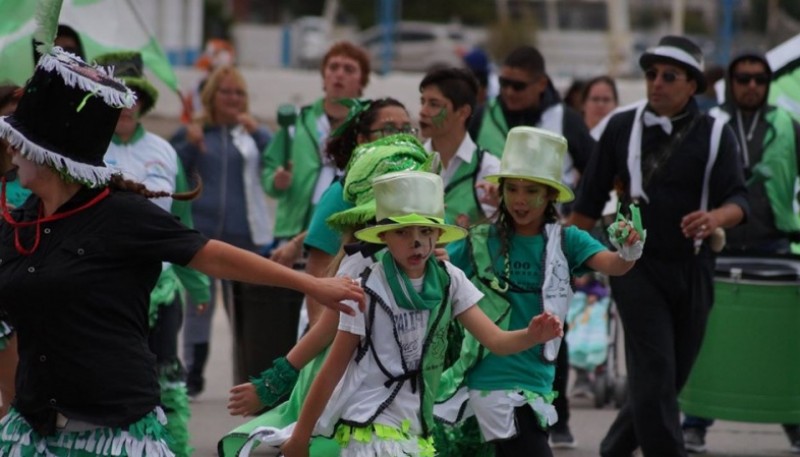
[0,48,136,187]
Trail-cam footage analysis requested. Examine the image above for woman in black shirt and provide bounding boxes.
[0,48,363,456]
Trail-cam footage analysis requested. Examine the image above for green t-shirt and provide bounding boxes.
[4,180,31,208]
[304,180,354,256]
[448,224,606,394]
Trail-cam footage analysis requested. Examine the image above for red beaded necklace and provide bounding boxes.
[1,178,110,255]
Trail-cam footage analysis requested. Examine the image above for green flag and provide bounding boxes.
[0,0,179,93]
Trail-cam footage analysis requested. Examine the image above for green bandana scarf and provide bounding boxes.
[382,254,446,311]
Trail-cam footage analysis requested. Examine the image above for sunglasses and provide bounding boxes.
[369,124,418,137]
[733,72,769,86]
[644,69,687,83]
[499,77,531,92]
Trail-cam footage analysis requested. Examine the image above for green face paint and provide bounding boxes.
[432,107,447,127]
[531,194,546,208]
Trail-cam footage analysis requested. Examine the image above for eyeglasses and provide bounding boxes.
[644,69,687,83]
[499,77,531,92]
[733,72,769,86]
[217,88,247,97]
[369,125,419,137]
[587,96,615,104]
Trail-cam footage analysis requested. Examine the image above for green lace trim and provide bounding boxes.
[334,420,435,456]
[249,356,299,408]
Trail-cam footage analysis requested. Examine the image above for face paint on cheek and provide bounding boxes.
[432,108,447,127]
[531,194,546,209]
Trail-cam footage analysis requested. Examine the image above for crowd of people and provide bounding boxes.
[0,12,798,457]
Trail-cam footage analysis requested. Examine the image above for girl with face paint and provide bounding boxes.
[438,127,644,456]
[281,171,563,457]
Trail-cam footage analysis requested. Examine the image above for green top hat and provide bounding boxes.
[326,134,433,232]
[485,126,575,203]
[94,51,159,116]
[355,171,467,244]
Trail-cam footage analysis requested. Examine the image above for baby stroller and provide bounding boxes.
[566,273,627,409]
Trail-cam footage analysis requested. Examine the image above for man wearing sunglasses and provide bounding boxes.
[682,50,800,455]
[568,35,749,457]
[469,46,594,199]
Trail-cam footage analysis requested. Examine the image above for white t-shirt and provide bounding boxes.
[424,135,500,218]
[104,130,179,213]
[336,260,483,434]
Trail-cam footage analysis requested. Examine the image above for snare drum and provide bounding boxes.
[679,257,800,423]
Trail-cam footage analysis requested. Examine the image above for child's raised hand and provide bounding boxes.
[618,220,641,246]
[434,247,450,262]
[227,382,263,416]
[526,311,564,345]
[607,204,646,262]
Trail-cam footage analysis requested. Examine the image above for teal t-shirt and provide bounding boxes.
[448,224,606,394]
[304,180,354,256]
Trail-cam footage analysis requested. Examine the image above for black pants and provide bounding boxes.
[552,323,570,432]
[149,298,184,368]
[600,256,713,457]
[494,405,553,457]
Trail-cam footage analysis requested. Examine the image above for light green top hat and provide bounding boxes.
[355,171,468,244]
[326,134,434,232]
[486,126,575,202]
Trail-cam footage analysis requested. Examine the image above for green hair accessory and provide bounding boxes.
[330,98,372,138]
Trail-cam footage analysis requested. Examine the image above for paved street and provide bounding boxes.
[187,303,793,456]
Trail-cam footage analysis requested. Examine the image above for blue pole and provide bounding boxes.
[716,0,736,65]
[282,23,292,68]
[378,0,396,74]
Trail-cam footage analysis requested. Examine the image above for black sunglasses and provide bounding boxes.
[733,72,769,86]
[499,77,531,92]
[644,69,687,83]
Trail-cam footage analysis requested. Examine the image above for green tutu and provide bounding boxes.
[0,407,173,456]
[158,361,192,457]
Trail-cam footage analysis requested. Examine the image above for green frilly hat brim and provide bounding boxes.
[326,200,378,234]
[326,134,435,232]
[484,174,575,203]
[120,76,158,116]
[355,213,467,245]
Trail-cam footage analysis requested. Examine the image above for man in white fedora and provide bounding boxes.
[567,35,749,456]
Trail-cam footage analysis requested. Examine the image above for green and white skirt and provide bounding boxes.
[0,407,174,456]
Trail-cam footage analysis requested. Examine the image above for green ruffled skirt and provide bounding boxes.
[0,407,174,456]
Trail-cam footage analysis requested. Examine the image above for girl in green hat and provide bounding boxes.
[436,126,644,456]
[279,171,564,457]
